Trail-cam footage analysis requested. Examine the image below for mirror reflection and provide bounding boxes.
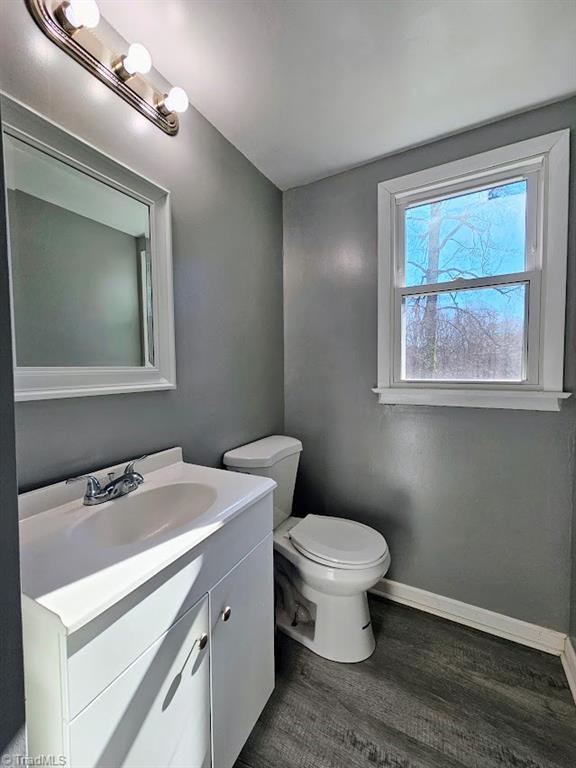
[5,134,154,368]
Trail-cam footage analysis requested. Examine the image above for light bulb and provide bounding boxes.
[122,43,152,76]
[63,0,100,29]
[164,87,189,114]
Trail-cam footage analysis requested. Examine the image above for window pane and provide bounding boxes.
[402,283,527,381]
[404,180,527,287]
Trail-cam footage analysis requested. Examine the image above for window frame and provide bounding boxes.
[374,130,570,411]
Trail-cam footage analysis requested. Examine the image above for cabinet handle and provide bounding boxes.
[222,606,232,622]
[198,633,208,650]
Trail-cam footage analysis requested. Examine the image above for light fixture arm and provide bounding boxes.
[156,96,172,117]
[54,2,77,35]
[112,55,132,81]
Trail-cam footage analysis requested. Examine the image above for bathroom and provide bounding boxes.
[0,0,575,766]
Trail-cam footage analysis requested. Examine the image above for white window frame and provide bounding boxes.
[374,130,570,411]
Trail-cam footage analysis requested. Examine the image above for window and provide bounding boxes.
[375,131,570,410]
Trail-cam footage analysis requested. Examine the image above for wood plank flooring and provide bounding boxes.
[235,596,576,768]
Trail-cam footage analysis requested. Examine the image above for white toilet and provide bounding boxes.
[223,435,391,663]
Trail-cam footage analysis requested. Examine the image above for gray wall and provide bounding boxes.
[9,190,143,367]
[0,1,283,491]
[0,101,26,760]
[284,97,576,632]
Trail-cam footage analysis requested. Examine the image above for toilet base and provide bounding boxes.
[276,585,376,663]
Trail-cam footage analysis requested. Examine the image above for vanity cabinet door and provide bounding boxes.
[69,594,211,768]
[210,535,274,768]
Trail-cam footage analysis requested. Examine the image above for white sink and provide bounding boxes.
[18,447,276,632]
[80,482,218,546]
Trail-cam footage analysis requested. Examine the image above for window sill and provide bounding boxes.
[372,387,571,411]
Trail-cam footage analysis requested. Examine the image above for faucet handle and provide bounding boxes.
[124,455,148,476]
[66,474,102,497]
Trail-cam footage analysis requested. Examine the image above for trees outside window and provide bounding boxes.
[402,181,527,382]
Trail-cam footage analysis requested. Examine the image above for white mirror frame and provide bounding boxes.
[2,96,176,401]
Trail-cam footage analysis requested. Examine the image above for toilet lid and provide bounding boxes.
[289,515,388,567]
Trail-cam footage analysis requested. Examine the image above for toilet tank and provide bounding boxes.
[223,436,302,528]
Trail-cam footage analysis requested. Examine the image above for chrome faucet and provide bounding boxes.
[67,456,147,506]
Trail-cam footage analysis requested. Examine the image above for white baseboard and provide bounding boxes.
[561,637,576,705]
[371,578,566,656]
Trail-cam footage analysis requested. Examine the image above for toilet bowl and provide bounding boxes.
[223,436,391,663]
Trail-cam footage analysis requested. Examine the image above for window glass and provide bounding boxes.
[401,283,527,381]
[404,180,527,287]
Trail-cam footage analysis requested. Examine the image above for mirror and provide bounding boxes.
[2,97,175,401]
[6,135,154,368]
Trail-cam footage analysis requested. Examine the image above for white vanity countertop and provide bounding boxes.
[18,448,275,633]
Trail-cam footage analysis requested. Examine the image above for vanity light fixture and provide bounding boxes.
[26,0,188,135]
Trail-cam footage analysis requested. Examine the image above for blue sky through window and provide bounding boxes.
[404,180,527,288]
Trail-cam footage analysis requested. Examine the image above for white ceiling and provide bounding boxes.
[99,0,576,190]
[5,134,149,237]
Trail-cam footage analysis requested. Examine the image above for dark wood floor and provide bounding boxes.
[236,596,576,768]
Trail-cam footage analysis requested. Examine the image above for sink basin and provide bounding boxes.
[79,482,218,546]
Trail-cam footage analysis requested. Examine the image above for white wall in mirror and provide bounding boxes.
[5,134,151,237]
[2,95,176,401]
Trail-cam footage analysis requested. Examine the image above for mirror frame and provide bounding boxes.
[1,96,176,401]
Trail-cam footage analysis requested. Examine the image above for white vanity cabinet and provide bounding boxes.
[70,595,211,768]
[20,462,276,768]
[211,536,274,768]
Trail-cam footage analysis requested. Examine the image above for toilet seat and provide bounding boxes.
[288,515,388,569]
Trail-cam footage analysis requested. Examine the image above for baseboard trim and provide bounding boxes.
[561,637,576,705]
[371,578,566,656]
